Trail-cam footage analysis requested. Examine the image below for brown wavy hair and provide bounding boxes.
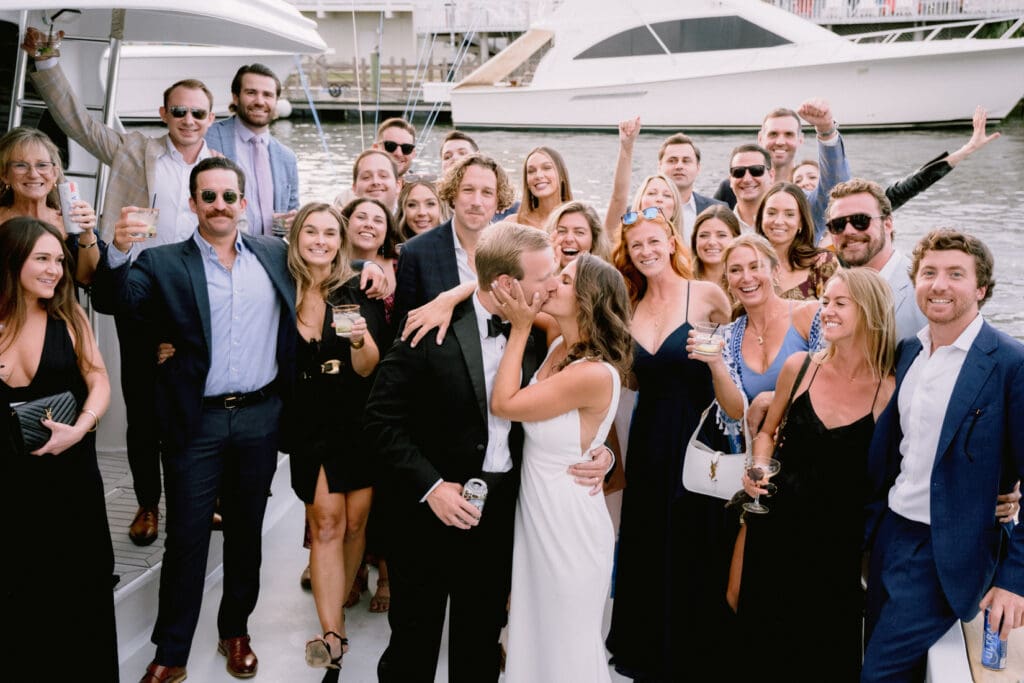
[520,146,573,210]
[0,217,93,375]
[438,154,515,213]
[545,200,611,262]
[555,253,634,382]
[286,202,355,318]
[612,212,693,305]
[396,180,450,241]
[340,197,400,260]
[909,228,995,308]
[755,181,821,270]
[690,205,741,281]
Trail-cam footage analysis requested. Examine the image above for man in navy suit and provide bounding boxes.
[392,153,515,326]
[205,64,300,236]
[862,229,1024,682]
[96,157,296,683]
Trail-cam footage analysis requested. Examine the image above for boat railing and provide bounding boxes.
[765,0,1024,23]
[844,15,1024,42]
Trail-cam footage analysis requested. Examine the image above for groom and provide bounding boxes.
[366,222,609,682]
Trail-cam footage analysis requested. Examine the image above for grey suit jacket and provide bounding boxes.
[882,250,927,342]
[204,117,300,230]
[31,63,169,243]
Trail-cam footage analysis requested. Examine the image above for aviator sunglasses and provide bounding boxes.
[199,189,242,205]
[729,164,767,179]
[826,213,882,235]
[382,140,416,155]
[621,206,666,226]
[168,105,209,119]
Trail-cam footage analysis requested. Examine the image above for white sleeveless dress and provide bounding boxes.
[505,339,620,683]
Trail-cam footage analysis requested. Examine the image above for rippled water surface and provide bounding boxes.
[267,115,1024,337]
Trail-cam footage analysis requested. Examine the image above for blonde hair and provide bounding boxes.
[286,202,355,317]
[0,127,64,209]
[721,233,780,319]
[630,173,683,235]
[819,268,896,379]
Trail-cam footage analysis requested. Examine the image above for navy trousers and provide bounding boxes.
[151,395,281,666]
[862,511,959,683]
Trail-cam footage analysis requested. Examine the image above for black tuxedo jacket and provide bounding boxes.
[365,298,545,504]
[92,233,297,453]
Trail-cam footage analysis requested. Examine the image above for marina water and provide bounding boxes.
[200,117,1024,337]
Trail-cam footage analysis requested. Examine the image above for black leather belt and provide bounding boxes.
[202,383,275,410]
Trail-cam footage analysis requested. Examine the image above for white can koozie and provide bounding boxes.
[58,181,82,234]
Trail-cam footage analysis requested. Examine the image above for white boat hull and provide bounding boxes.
[452,41,1024,129]
[107,46,297,121]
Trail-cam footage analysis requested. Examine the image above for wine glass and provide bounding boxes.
[743,458,781,514]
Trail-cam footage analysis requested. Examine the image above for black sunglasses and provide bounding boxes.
[621,206,665,226]
[729,164,767,179]
[168,105,208,119]
[199,189,242,205]
[826,213,882,235]
[382,140,415,155]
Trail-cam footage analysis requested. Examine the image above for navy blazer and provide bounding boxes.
[865,321,1024,620]
[392,219,461,324]
[205,118,300,227]
[94,233,297,453]
[694,191,727,215]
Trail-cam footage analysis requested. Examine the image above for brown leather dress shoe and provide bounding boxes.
[218,635,258,678]
[129,506,159,546]
[139,660,187,683]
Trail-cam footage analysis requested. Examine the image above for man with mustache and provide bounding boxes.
[205,64,299,237]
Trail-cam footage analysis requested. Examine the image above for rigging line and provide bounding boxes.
[420,24,475,149]
[405,31,438,120]
[373,9,385,134]
[292,54,335,178]
[350,0,365,149]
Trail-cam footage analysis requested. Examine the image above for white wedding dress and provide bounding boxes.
[505,339,620,683]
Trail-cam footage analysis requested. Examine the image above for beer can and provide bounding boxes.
[463,478,488,513]
[982,608,1008,670]
[58,181,82,234]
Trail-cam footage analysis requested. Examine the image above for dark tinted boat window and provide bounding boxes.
[575,16,790,59]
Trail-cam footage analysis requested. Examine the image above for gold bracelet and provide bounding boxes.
[81,409,99,432]
[350,337,365,350]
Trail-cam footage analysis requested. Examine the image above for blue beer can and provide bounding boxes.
[982,608,1008,670]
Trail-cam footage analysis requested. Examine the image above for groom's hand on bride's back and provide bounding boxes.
[568,446,614,496]
[426,482,482,530]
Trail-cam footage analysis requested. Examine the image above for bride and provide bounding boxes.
[491,252,633,682]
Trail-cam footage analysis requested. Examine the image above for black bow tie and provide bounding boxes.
[486,314,511,339]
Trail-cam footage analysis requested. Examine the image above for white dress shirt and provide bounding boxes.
[451,222,477,285]
[888,313,984,524]
[680,193,697,245]
[145,137,212,254]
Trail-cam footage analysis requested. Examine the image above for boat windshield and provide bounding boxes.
[575,16,790,59]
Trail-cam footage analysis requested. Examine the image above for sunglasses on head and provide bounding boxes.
[168,105,208,119]
[621,206,665,226]
[199,189,242,205]
[382,140,415,155]
[729,164,767,179]
[826,213,882,235]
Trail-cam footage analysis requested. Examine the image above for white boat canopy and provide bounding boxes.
[0,0,327,53]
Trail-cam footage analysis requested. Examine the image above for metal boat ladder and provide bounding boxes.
[8,8,126,214]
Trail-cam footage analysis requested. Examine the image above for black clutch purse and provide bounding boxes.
[10,390,78,454]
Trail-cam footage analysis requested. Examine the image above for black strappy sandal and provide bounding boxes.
[305,630,348,669]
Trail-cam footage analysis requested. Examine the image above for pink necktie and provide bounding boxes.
[250,136,274,235]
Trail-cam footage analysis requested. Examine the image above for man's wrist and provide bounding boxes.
[816,121,838,140]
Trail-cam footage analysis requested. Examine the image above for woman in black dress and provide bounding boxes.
[285,203,386,676]
[738,268,897,681]
[1,217,115,680]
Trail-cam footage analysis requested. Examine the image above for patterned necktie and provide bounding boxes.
[250,136,274,235]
